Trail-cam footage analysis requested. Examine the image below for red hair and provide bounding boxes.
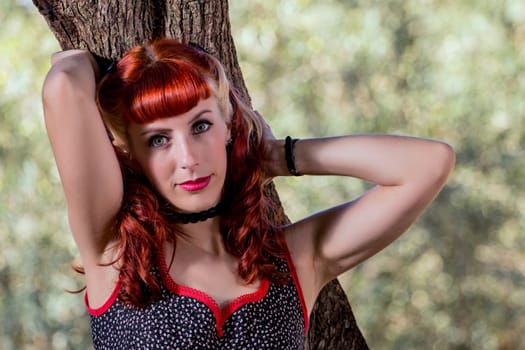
[96,39,287,307]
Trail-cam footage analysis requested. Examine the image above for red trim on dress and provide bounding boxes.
[284,245,309,334]
[158,248,270,337]
[85,280,122,316]
[221,279,270,326]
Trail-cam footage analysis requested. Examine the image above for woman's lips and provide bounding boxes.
[178,176,211,192]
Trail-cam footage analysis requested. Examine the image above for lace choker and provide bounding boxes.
[166,202,223,224]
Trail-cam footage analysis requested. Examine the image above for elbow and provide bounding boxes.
[428,141,456,187]
[42,71,77,127]
[42,70,70,107]
[437,141,456,176]
[42,55,96,111]
[42,69,95,124]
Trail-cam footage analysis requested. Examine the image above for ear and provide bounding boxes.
[227,125,233,140]
[225,114,233,142]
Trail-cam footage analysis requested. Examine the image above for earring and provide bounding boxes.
[226,137,233,146]
[121,148,133,160]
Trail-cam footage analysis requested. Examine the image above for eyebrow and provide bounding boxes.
[139,109,213,136]
[188,109,212,124]
[140,128,170,137]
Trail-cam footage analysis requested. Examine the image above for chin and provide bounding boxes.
[171,197,221,214]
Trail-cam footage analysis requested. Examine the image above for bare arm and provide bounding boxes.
[267,134,455,310]
[42,50,123,264]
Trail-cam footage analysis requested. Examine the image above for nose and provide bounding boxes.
[177,137,199,170]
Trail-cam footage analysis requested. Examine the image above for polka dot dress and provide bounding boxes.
[87,253,308,349]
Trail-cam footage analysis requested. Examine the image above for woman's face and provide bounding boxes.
[127,96,231,213]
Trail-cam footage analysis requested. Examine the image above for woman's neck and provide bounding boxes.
[175,216,226,257]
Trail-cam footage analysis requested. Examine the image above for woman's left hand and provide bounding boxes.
[253,111,287,182]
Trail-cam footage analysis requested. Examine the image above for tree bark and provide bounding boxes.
[32,1,368,348]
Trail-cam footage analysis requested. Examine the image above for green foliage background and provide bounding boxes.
[1,0,524,349]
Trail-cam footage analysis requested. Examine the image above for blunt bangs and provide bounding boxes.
[124,60,212,124]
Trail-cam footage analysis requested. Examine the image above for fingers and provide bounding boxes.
[253,110,276,140]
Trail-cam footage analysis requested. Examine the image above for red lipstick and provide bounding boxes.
[178,176,211,192]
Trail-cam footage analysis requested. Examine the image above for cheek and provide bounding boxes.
[138,154,173,188]
[215,148,229,177]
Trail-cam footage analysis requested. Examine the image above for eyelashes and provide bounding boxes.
[147,119,213,148]
[192,120,212,134]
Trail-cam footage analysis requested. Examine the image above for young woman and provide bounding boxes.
[42,38,455,349]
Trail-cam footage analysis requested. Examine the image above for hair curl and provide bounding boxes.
[96,38,288,307]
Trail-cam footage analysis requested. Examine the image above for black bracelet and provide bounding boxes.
[285,136,302,176]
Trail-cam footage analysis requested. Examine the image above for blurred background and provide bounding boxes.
[1,0,524,349]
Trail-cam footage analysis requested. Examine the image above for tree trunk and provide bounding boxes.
[32,1,369,348]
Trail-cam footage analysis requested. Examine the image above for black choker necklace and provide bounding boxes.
[166,202,223,224]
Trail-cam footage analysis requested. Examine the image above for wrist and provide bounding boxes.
[284,136,302,176]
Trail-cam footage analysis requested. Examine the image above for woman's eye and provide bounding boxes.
[193,121,212,134]
[149,135,168,148]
